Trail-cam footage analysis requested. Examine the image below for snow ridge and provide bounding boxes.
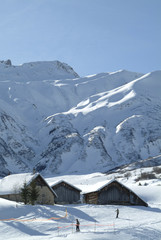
[0,60,161,176]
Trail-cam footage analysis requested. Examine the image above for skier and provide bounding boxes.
[76,219,80,232]
[116,208,119,218]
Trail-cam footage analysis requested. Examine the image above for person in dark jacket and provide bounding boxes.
[76,219,80,231]
[116,208,119,218]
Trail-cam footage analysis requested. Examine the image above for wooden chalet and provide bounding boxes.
[51,180,81,204]
[83,179,148,207]
[0,172,57,205]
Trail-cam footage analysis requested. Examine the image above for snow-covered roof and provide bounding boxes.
[50,180,81,192]
[95,179,136,192]
[81,179,115,194]
[83,179,147,204]
[0,172,57,197]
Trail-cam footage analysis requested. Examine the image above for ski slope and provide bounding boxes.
[0,172,161,240]
[1,199,161,240]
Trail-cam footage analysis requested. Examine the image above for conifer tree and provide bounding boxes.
[29,181,39,205]
[20,181,29,205]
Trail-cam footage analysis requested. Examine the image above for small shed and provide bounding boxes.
[0,172,57,205]
[83,179,148,207]
[51,180,81,204]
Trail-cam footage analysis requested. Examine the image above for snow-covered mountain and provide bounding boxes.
[0,60,161,176]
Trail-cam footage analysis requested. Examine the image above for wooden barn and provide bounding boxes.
[83,179,148,207]
[0,172,57,205]
[51,180,81,204]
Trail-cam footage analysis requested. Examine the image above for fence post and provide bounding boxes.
[72,222,73,233]
[57,223,59,236]
[94,221,96,232]
[113,221,115,234]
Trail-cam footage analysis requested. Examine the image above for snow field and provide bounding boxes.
[0,180,161,240]
[0,200,161,240]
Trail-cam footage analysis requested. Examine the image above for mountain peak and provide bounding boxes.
[0,60,79,81]
[22,60,79,78]
[0,59,12,67]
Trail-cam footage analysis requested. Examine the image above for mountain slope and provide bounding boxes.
[0,60,160,176]
[37,71,161,174]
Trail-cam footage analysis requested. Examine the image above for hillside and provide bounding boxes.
[0,60,161,176]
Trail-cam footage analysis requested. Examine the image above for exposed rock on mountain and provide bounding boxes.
[0,60,160,176]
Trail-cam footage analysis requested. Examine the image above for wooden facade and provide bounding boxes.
[84,180,148,207]
[0,173,57,205]
[51,180,81,204]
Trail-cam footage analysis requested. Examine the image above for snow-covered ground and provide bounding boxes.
[0,172,161,240]
[0,61,161,239]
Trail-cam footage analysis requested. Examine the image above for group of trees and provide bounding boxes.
[20,181,39,205]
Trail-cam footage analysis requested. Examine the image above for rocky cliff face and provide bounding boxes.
[0,111,37,176]
[0,61,160,176]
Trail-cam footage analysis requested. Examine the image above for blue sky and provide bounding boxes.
[0,0,160,76]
